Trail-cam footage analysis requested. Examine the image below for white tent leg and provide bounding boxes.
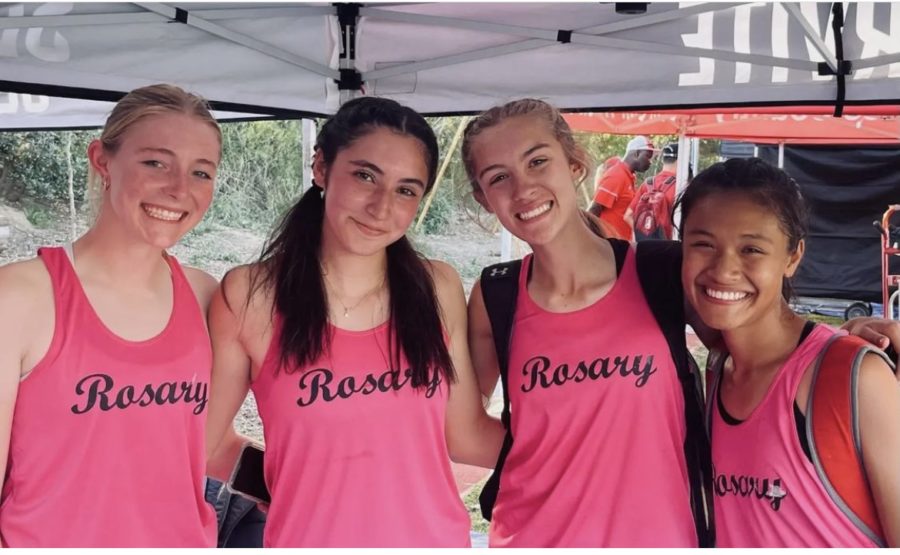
[501,227,513,262]
[301,118,316,192]
[673,133,690,240]
[778,142,785,168]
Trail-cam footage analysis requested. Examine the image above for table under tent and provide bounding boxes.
[2,1,900,319]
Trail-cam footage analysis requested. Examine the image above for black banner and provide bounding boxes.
[757,145,900,303]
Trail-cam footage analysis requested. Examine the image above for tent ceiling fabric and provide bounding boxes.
[2,2,900,127]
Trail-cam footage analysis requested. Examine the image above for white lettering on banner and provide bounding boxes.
[0,93,17,114]
[678,2,900,86]
[0,93,51,114]
[0,3,71,62]
[770,3,789,83]
[0,4,24,58]
[855,2,900,80]
[733,4,763,84]
[678,9,714,86]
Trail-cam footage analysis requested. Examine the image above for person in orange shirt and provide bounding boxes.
[626,142,679,241]
[588,136,656,240]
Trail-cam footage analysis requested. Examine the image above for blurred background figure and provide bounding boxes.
[588,136,657,240]
[628,142,679,241]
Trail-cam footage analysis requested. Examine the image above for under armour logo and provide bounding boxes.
[490,267,509,277]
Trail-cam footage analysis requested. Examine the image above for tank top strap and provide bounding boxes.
[162,252,204,331]
[38,246,82,309]
[779,324,840,399]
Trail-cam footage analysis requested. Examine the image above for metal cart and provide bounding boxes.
[876,205,900,320]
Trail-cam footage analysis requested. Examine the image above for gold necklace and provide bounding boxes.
[322,271,386,318]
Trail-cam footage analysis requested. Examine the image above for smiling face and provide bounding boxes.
[90,111,220,249]
[315,126,429,257]
[681,191,804,333]
[467,115,583,247]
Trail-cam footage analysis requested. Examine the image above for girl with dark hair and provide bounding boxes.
[0,84,221,547]
[678,158,900,547]
[205,97,503,548]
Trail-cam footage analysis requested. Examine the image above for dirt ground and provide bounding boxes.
[0,204,503,441]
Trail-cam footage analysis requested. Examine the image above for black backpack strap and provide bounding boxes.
[477,258,523,521]
[635,240,716,547]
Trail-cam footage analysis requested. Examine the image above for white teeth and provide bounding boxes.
[143,205,184,222]
[517,202,551,221]
[705,288,750,301]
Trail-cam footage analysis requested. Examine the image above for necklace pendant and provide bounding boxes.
[343,308,349,318]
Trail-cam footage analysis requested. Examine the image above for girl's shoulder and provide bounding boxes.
[180,266,219,311]
[0,257,52,309]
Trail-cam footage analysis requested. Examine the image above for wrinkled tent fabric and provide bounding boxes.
[2,2,900,127]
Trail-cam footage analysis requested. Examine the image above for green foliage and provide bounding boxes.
[414,116,473,234]
[463,479,490,534]
[23,202,55,228]
[208,120,304,231]
[0,129,97,205]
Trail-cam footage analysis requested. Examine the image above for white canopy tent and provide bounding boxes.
[2,1,900,126]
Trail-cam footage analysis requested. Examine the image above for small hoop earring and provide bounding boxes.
[103,177,110,191]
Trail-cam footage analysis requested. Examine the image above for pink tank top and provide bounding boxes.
[489,248,696,547]
[0,247,216,547]
[711,324,877,547]
[251,316,470,547]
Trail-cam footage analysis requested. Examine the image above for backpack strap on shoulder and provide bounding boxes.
[807,334,895,547]
[477,258,523,521]
[635,239,716,547]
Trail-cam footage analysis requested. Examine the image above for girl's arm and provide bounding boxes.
[0,261,54,498]
[857,353,900,546]
[206,266,257,482]
[432,261,504,469]
[467,279,502,400]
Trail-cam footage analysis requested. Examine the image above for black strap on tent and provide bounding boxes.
[557,30,572,44]
[173,8,189,24]
[335,3,363,91]
[817,2,851,117]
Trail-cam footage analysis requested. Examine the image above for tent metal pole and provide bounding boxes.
[783,2,838,73]
[673,133,690,240]
[778,142,785,168]
[135,3,339,79]
[501,228,513,263]
[301,118,316,193]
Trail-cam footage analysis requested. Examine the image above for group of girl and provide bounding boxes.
[0,84,896,548]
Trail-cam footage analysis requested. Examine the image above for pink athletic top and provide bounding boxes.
[0,247,216,547]
[489,248,696,547]
[251,317,470,547]
[711,324,878,547]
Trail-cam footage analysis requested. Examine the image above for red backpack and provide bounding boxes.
[633,174,676,239]
[807,334,895,547]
